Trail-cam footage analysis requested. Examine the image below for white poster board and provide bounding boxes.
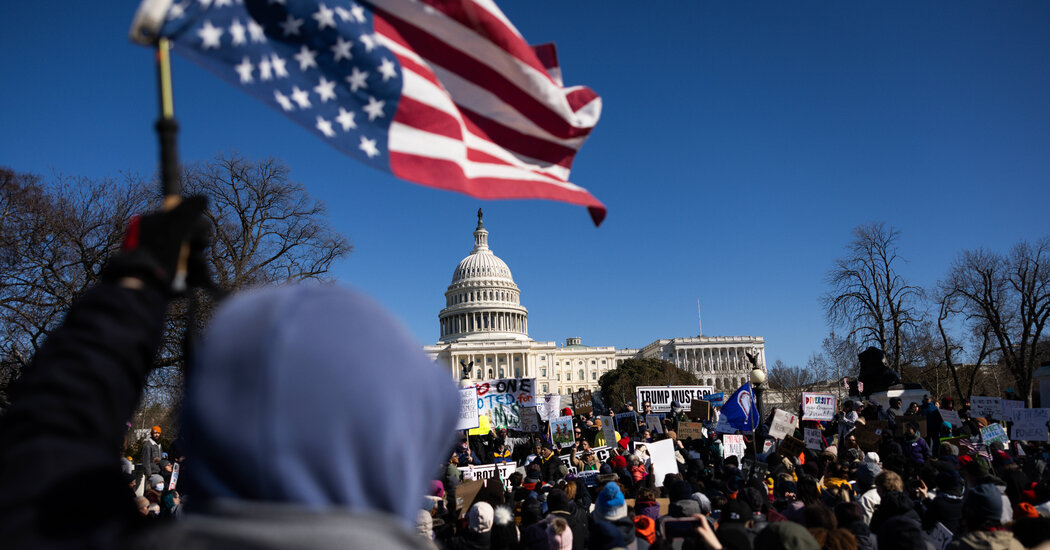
[980,423,1009,446]
[648,438,679,487]
[536,394,561,421]
[768,409,799,440]
[802,392,837,421]
[1001,400,1025,422]
[723,434,746,460]
[804,428,824,450]
[938,409,962,428]
[635,385,715,413]
[1011,408,1050,442]
[456,387,481,431]
[970,396,1002,420]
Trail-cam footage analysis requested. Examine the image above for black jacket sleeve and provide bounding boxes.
[0,283,168,549]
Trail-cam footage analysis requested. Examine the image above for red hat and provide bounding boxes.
[562,407,573,417]
[611,455,627,469]
[618,437,630,450]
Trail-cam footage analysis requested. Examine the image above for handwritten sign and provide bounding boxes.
[615,411,639,435]
[645,414,664,434]
[474,378,535,416]
[635,385,715,413]
[939,409,962,427]
[854,420,888,451]
[689,399,711,421]
[456,387,480,431]
[802,392,837,421]
[778,435,806,459]
[980,423,1009,446]
[723,434,746,460]
[769,409,799,440]
[491,403,525,431]
[550,416,576,448]
[1001,400,1024,422]
[572,390,593,415]
[536,394,560,421]
[804,428,824,450]
[969,396,1002,420]
[598,415,616,446]
[1011,408,1050,442]
[468,415,491,436]
[678,421,705,440]
[520,406,541,432]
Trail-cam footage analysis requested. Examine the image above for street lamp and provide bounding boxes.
[747,348,766,417]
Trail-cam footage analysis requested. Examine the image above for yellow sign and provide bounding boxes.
[468,415,491,436]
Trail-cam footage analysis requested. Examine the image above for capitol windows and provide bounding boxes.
[578,369,584,380]
[540,368,547,377]
[591,360,596,365]
[591,372,597,380]
[566,372,571,381]
[542,383,548,392]
[557,374,561,381]
[498,368,504,377]
[488,368,494,378]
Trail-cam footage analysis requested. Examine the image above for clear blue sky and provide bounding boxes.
[2,2,1049,369]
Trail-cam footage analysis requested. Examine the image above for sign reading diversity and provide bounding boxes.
[802,392,837,421]
[635,386,715,413]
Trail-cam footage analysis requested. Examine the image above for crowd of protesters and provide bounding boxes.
[0,198,1048,550]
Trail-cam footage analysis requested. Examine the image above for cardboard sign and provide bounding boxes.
[520,406,541,433]
[970,396,1002,420]
[598,415,617,446]
[853,421,888,452]
[536,394,561,421]
[615,411,639,435]
[895,415,927,437]
[939,409,962,428]
[1001,400,1024,422]
[635,385,715,413]
[804,428,824,450]
[648,439,678,487]
[455,479,485,518]
[702,392,725,407]
[802,392,837,421]
[689,399,711,421]
[777,435,806,459]
[1010,408,1050,442]
[769,409,799,440]
[645,414,664,434]
[980,423,1009,446]
[678,421,705,440]
[550,416,576,448]
[572,390,593,415]
[468,415,491,436]
[456,387,481,430]
[626,498,671,516]
[723,434,746,460]
[168,462,180,491]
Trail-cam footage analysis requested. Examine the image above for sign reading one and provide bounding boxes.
[635,386,715,413]
[802,392,837,421]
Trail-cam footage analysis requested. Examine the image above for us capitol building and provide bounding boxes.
[423,212,766,396]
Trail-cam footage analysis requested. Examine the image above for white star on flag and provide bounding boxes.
[345,67,368,92]
[229,19,247,45]
[214,0,234,7]
[331,37,353,62]
[290,86,312,108]
[274,90,293,111]
[359,136,379,158]
[293,45,318,71]
[235,57,254,83]
[316,116,336,137]
[363,96,385,120]
[336,107,357,131]
[313,3,336,29]
[259,56,273,80]
[314,77,336,102]
[198,20,224,49]
[359,33,376,52]
[377,58,397,82]
[247,19,266,43]
[334,6,352,22]
[270,54,289,78]
[279,14,303,36]
[349,3,366,23]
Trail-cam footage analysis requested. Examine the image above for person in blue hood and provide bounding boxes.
[0,198,459,549]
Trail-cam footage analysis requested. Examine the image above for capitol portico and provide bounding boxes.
[423,212,766,395]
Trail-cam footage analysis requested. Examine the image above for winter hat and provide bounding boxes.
[754,521,820,550]
[618,437,630,450]
[864,452,880,464]
[964,456,992,480]
[148,474,165,487]
[430,480,445,499]
[562,407,574,417]
[547,488,571,513]
[963,483,1003,523]
[468,501,494,533]
[594,481,628,521]
[691,492,713,514]
[547,517,573,550]
[151,426,162,435]
[721,499,753,524]
[611,455,627,469]
[599,463,614,474]
[856,462,882,487]
[669,480,693,502]
[521,496,543,525]
[158,459,171,470]
[590,519,626,550]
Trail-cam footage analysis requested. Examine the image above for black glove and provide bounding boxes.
[104,195,211,295]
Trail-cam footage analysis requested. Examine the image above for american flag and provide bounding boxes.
[131,0,606,225]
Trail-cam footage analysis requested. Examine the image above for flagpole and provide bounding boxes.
[155,38,181,205]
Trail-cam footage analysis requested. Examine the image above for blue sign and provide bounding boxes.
[702,392,725,407]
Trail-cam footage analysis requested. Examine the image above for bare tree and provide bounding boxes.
[939,238,1050,405]
[766,357,834,411]
[823,222,923,375]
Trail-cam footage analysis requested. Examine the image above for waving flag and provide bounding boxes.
[721,382,760,433]
[130,0,605,225]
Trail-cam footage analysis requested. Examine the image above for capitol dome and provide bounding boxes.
[438,210,530,343]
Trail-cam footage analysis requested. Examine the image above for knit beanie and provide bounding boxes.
[468,501,494,533]
[594,481,627,521]
[547,488,571,513]
[691,492,712,514]
[963,483,1003,524]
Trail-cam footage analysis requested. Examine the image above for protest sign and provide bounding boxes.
[762,438,774,454]
[723,434,746,460]
[969,396,1001,420]
[168,462,180,491]
[702,392,725,407]
[939,409,962,428]
[648,439,678,487]
[576,470,602,487]
[474,378,535,420]
[550,416,576,448]
[778,435,806,459]
[456,387,481,431]
[537,394,561,421]
[615,411,639,435]
[1011,409,1050,442]
[802,392,837,421]
[980,423,1009,446]
[572,390,593,415]
[742,458,768,480]
[853,421,888,452]
[490,402,524,431]
[599,415,617,446]
[895,415,927,437]
[645,414,664,434]
[689,399,711,421]
[1001,400,1024,422]
[455,479,484,518]
[519,406,541,433]
[769,409,799,440]
[635,385,715,413]
[458,462,515,484]
[468,415,491,436]
[558,446,613,470]
[804,428,824,450]
[678,421,705,440]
